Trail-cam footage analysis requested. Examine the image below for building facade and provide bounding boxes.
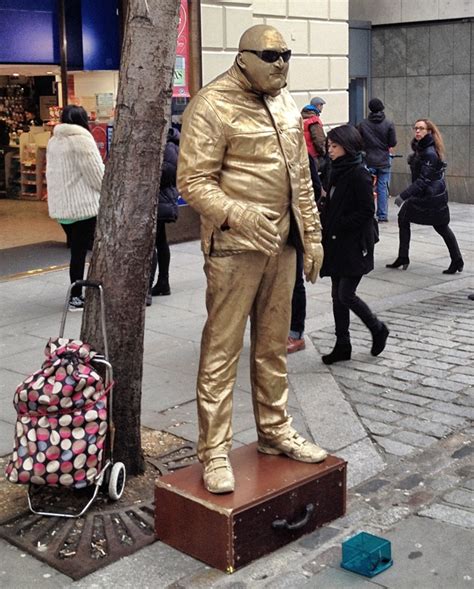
[200,0,350,128]
[0,0,351,242]
[350,0,474,204]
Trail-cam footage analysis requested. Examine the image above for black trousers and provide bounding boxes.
[62,217,96,298]
[398,217,462,261]
[331,276,381,345]
[290,248,305,337]
[289,156,319,338]
[308,155,322,201]
[150,221,170,288]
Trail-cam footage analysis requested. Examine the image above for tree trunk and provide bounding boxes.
[81,0,180,475]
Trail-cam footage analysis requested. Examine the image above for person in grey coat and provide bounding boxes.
[358,98,397,222]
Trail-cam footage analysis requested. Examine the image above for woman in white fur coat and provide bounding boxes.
[46,105,104,311]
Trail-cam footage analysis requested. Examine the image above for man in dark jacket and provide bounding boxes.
[358,98,397,222]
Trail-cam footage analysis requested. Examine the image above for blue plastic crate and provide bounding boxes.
[341,532,393,578]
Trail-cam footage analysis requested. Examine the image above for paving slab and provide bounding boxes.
[0,418,15,455]
[297,566,386,588]
[141,362,198,412]
[366,516,474,588]
[289,371,368,452]
[336,438,386,489]
[72,540,204,589]
[443,488,474,509]
[418,503,474,528]
[0,539,71,589]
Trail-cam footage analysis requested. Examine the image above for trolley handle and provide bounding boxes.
[74,279,103,289]
[59,280,109,361]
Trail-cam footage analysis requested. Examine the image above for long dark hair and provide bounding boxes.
[61,105,90,131]
[327,124,363,157]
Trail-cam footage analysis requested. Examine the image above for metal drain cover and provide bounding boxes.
[0,443,197,580]
[0,503,156,580]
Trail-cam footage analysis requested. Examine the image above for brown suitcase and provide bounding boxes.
[155,442,347,572]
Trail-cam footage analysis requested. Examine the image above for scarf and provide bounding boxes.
[411,133,435,154]
[328,152,363,187]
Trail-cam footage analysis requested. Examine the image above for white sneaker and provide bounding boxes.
[203,455,235,493]
[68,296,84,312]
[258,431,327,463]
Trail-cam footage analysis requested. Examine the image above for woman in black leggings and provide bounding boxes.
[387,118,463,274]
[148,128,180,304]
[319,125,388,365]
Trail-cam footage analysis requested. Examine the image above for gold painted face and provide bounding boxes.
[237,27,290,97]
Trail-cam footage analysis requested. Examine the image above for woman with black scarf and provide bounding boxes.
[386,119,463,274]
[319,125,389,365]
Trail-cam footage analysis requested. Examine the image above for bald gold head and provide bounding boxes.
[236,25,290,97]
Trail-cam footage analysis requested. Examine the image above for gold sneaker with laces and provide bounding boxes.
[258,431,327,463]
[202,454,235,494]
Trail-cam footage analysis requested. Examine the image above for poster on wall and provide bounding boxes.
[96,93,114,119]
[173,0,190,98]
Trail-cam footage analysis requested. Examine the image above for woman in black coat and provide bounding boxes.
[387,119,463,274]
[148,127,180,304]
[319,125,389,365]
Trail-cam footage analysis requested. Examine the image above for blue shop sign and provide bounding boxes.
[0,0,120,70]
[0,0,59,63]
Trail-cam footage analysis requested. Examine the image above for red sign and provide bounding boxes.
[173,0,190,98]
[90,123,108,161]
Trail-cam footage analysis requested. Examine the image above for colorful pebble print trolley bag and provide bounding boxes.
[4,281,126,517]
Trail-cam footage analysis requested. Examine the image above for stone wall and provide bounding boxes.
[371,21,474,204]
[349,0,474,26]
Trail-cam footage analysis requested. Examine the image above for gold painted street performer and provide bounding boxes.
[177,25,327,494]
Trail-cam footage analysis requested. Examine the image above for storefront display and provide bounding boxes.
[0,81,31,133]
[19,131,50,200]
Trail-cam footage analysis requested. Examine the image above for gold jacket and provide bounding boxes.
[177,63,322,255]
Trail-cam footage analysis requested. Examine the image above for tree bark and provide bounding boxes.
[81,0,180,475]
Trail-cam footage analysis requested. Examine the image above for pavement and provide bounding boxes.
[0,200,473,588]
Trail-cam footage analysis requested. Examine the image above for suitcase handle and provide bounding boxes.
[272,503,314,531]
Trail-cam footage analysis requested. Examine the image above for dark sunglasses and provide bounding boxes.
[241,49,292,63]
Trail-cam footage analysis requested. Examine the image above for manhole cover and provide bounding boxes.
[0,442,197,580]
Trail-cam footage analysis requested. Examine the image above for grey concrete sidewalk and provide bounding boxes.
[0,201,473,587]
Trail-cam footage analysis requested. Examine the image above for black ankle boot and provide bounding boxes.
[371,323,389,356]
[151,277,171,296]
[442,258,464,274]
[386,257,409,270]
[322,343,352,365]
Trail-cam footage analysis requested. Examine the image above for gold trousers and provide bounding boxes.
[196,245,296,463]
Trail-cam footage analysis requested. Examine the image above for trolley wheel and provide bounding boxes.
[108,462,126,501]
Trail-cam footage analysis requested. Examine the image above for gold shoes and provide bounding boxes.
[258,431,327,463]
[203,454,235,494]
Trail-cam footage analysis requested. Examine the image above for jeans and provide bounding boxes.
[62,217,96,299]
[368,166,391,221]
[290,249,305,338]
[398,218,462,261]
[331,276,382,344]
